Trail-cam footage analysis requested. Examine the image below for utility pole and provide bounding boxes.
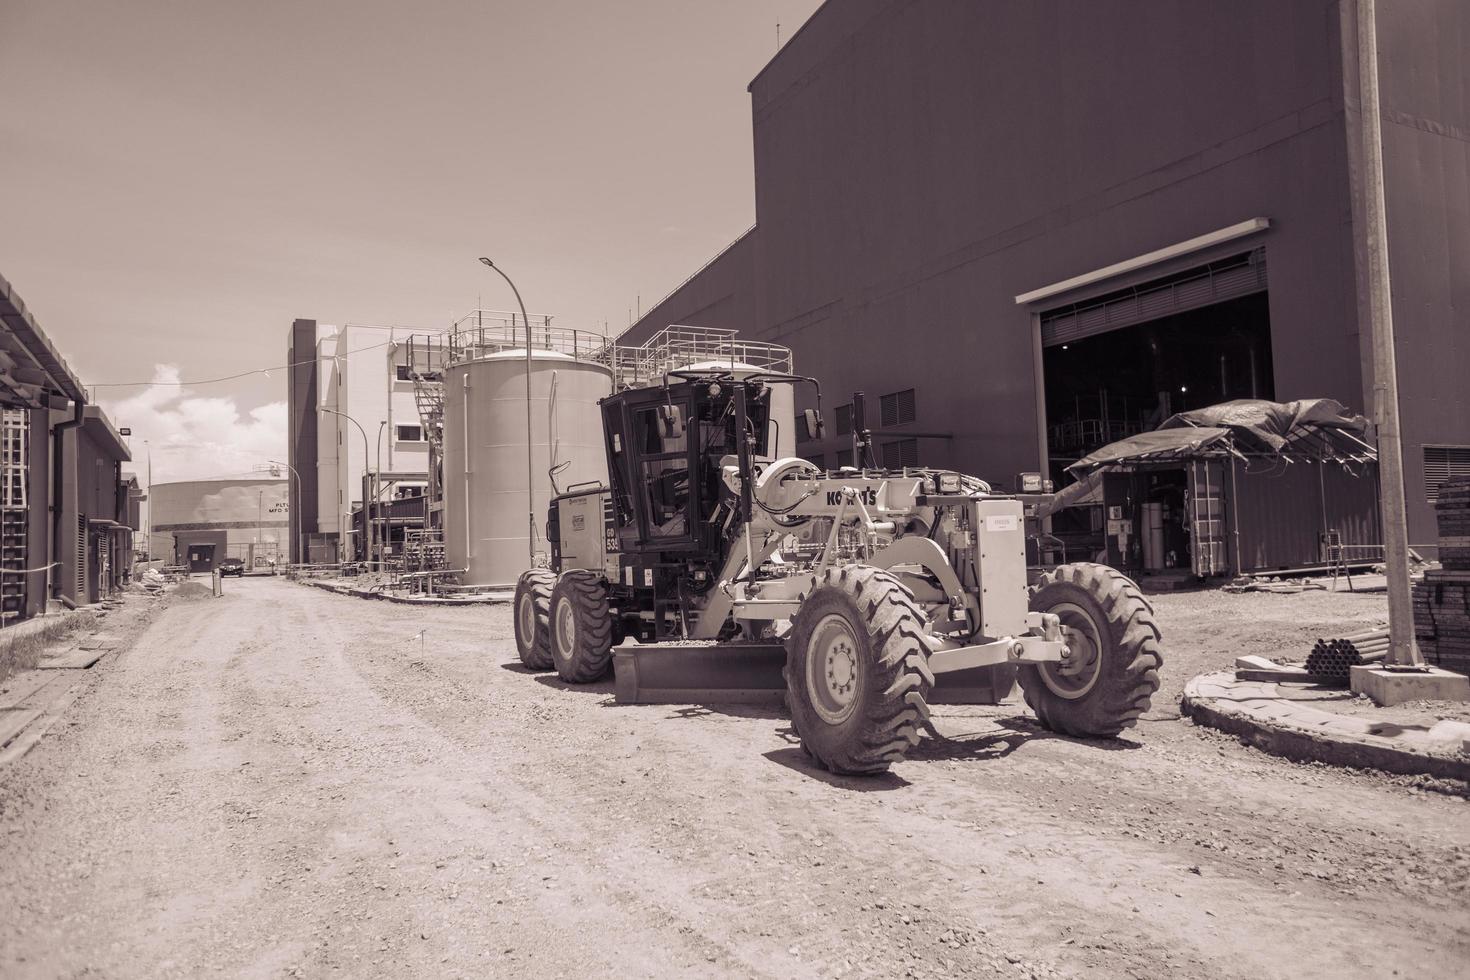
[1357,0,1420,668]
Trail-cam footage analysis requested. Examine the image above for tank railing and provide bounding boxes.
[446,321,615,366]
[403,333,450,380]
[450,309,556,332]
[441,315,794,386]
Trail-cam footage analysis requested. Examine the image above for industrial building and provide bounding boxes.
[620,0,1469,575]
[149,476,289,572]
[1,271,139,620]
[286,320,445,563]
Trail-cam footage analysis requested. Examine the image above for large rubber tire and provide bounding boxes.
[548,570,614,683]
[513,570,555,671]
[1019,562,1162,738]
[783,566,936,775]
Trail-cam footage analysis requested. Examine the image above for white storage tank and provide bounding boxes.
[443,349,613,587]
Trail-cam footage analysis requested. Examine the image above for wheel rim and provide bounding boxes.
[806,613,861,725]
[554,597,577,661]
[1039,600,1103,700]
[517,592,536,646]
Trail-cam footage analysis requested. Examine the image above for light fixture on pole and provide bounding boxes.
[478,257,537,564]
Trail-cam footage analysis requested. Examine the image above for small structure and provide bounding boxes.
[348,490,426,564]
[1,272,138,617]
[150,476,288,572]
[1046,399,1381,579]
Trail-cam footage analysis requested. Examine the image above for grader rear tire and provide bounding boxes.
[513,570,555,671]
[1018,562,1162,738]
[549,570,614,683]
[783,566,936,775]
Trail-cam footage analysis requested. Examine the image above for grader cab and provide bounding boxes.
[516,363,1163,775]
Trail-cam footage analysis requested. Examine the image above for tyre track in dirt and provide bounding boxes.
[332,582,1470,979]
[2,578,1467,979]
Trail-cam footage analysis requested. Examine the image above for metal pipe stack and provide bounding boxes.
[1414,477,1470,675]
[1305,628,1390,684]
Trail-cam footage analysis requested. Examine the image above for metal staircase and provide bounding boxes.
[404,335,448,532]
[1,410,26,623]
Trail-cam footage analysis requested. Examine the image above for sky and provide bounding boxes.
[0,0,822,482]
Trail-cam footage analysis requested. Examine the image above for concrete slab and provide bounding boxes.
[1349,666,1470,706]
[35,650,105,670]
[1424,720,1470,755]
[0,706,42,749]
[1182,670,1470,780]
[0,669,66,710]
[1236,664,1313,683]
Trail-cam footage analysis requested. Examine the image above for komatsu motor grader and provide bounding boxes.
[515,368,1163,775]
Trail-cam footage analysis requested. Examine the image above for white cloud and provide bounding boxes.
[99,365,287,483]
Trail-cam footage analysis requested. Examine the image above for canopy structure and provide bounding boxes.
[1067,398,1377,473]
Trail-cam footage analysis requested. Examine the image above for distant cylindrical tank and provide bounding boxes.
[443,349,613,587]
[679,360,797,460]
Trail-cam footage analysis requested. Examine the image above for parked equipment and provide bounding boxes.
[515,353,1164,774]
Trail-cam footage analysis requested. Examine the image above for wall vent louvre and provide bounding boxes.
[1424,445,1470,501]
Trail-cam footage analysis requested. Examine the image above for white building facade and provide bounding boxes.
[288,320,442,562]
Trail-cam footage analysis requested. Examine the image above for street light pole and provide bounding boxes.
[321,407,374,570]
[478,257,538,565]
[376,420,386,567]
[269,459,303,564]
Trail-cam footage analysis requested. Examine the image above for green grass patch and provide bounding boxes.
[0,610,98,686]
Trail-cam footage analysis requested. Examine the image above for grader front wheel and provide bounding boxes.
[783,566,935,775]
[549,570,614,683]
[1019,563,1162,738]
[513,570,556,671]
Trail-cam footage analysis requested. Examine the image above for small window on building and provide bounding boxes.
[395,364,412,382]
[835,404,853,436]
[836,449,854,468]
[1424,445,1470,501]
[396,424,424,442]
[881,439,919,469]
[880,388,916,427]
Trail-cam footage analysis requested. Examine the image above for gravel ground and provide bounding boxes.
[0,576,1466,979]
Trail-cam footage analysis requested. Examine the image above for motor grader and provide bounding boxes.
[514,368,1162,775]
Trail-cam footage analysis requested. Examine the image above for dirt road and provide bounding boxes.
[1,577,1467,979]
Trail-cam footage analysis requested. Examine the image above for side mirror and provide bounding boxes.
[658,404,684,439]
[802,408,825,441]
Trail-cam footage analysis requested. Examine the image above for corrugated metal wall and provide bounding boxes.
[1228,462,1381,573]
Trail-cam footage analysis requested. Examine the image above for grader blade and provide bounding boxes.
[612,642,787,705]
[610,642,1018,706]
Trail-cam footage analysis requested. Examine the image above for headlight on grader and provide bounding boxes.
[937,472,961,493]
